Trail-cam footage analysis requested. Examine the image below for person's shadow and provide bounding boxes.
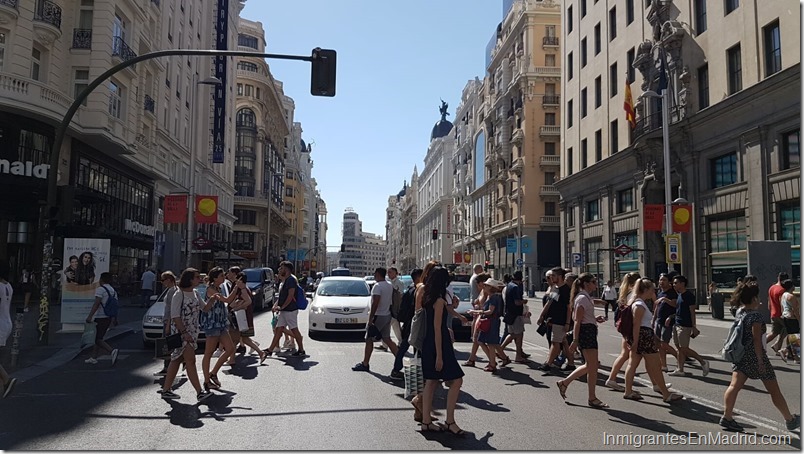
[420,428,497,450]
[165,400,205,428]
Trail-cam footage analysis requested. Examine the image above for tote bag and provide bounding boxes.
[404,353,425,399]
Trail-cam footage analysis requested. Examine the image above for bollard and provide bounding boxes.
[10,307,24,367]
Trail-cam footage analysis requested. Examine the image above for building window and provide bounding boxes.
[581,88,587,118]
[581,0,587,18]
[233,209,257,225]
[545,142,556,155]
[709,215,747,253]
[567,207,575,227]
[564,5,572,34]
[763,20,781,77]
[609,7,617,40]
[581,38,587,67]
[617,188,633,213]
[725,0,739,14]
[594,76,601,108]
[567,147,573,175]
[627,48,636,83]
[594,23,601,55]
[584,238,603,265]
[567,99,573,128]
[711,152,738,188]
[545,172,556,186]
[232,232,256,250]
[779,204,801,246]
[244,85,253,97]
[586,199,600,222]
[237,83,243,96]
[545,202,556,216]
[581,139,588,169]
[611,119,619,153]
[694,0,707,34]
[285,187,294,197]
[727,44,742,94]
[238,34,259,49]
[568,52,573,80]
[237,61,258,72]
[698,64,709,109]
[545,112,556,125]
[108,80,122,119]
[0,32,5,72]
[235,181,255,197]
[626,0,634,24]
[31,47,42,81]
[609,62,618,97]
[782,129,800,170]
[74,69,89,106]
[545,54,556,67]
[595,129,602,162]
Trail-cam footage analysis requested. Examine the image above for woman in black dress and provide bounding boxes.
[419,266,465,435]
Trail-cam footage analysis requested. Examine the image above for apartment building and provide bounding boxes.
[557,0,800,291]
[0,0,241,280]
[341,208,386,277]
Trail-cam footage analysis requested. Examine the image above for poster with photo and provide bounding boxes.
[61,238,111,324]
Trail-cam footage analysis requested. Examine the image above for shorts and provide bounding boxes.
[95,317,111,342]
[204,327,228,338]
[551,324,569,344]
[629,326,658,355]
[673,325,693,349]
[654,321,673,343]
[276,310,299,330]
[771,317,787,337]
[578,323,598,350]
[366,314,392,341]
[506,316,526,335]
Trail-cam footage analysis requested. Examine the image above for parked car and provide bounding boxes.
[242,267,274,311]
[399,274,413,288]
[330,267,351,276]
[142,285,207,348]
[449,281,473,338]
[363,275,376,289]
[308,277,372,338]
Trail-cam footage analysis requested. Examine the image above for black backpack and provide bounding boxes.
[397,285,417,324]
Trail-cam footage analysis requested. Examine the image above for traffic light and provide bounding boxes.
[432,229,438,240]
[484,260,489,271]
[310,48,337,97]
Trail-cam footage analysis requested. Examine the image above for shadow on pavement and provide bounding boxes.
[493,367,550,389]
[596,405,688,435]
[270,355,319,371]
[419,429,497,450]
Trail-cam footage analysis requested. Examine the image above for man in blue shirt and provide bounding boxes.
[669,275,709,377]
[501,271,529,362]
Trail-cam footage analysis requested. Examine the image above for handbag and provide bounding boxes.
[155,333,182,359]
[536,322,548,337]
[477,317,492,333]
[80,322,96,349]
[234,309,249,332]
[784,318,800,335]
[522,304,532,324]
[367,323,382,340]
[403,352,425,399]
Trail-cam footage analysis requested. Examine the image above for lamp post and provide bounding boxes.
[185,76,222,269]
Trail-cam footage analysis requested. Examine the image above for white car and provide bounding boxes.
[308,276,371,338]
[141,285,207,347]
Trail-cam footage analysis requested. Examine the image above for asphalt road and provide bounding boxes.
[0,305,799,450]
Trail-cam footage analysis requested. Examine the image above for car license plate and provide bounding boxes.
[334,318,358,324]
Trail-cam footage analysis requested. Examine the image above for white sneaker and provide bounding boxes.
[653,383,671,393]
[283,338,295,350]
[605,380,625,391]
[701,360,710,377]
[212,348,223,358]
[110,349,119,366]
[668,369,686,376]
[84,357,98,364]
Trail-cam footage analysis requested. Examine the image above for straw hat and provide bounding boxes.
[484,279,506,288]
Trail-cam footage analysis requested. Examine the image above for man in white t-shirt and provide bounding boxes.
[141,268,156,307]
[353,267,398,371]
[85,272,119,366]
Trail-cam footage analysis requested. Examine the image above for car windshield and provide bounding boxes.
[400,275,413,287]
[317,280,370,297]
[243,269,262,282]
[451,284,471,301]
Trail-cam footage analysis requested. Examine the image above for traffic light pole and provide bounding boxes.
[38,47,334,344]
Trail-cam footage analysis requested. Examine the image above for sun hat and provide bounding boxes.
[484,279,506,288]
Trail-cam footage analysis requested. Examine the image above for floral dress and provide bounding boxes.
[170,290,202,361]
[733,308,775,380]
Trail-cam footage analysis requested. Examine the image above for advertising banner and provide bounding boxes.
[212,0,229,163]
[643,204,664,231]
[164,194,188,223]
[195,195,219,224]
[672,204,692,233]
[61,238,111,326]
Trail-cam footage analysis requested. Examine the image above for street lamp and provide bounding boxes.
[185,76,222,269]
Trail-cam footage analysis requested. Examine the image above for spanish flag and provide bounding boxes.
[624,79,636,129]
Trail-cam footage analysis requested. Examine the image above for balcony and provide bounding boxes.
[542,95,560,107]
[71,28,92,49]
[540,125,560,137]
[0,74,72,123]
[510,128,524,144]
[540,155,561,167]
[543,36,560,48]
[533,66,561,78]
[143,94,155,114]
[540,185,560,197]
[33,0,62,45]
[509,157,524,175]
[633,105,682,140]
[0,0,18,24]
[112,36,137,68]
[540,215,561,226]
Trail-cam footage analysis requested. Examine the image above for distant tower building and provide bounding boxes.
[341,208,385,276]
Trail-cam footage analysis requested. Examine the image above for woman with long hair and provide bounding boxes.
[604,271,641,391]
[227,272,268,364]
[75,251,96,285]
[419,265,465,435]
[720,282,800,432]
[158,268,212,402]
[463,272,491,367]
[622,278,683,403]
[470,278,509,373]
[556,273,608,408]
[200,267,238,391]
[411,260,441,424]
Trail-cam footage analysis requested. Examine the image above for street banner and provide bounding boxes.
[463,252,472,264]
[212,0,229,163]
[454,251,462,264]
[644,204,664,231]
[672,204,692,233]
[164,195,188,223]
[195,195,219,224]
[520,237,533,254]
[61,238,111,326]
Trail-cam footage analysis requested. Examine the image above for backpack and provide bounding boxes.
[397,285,416,324]
[390,285,403,319]
[101,285,119,318]
[615,303,634,340]
[294,284,309,310]
[722,311,747,363]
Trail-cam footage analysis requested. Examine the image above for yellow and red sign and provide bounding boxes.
[195,195,218,224]
[672,204,692,233]
[164,195,188,224]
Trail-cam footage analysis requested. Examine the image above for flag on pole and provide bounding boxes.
[624,79,636,129]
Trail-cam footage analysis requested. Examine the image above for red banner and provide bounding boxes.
[644,204,664,232]
[164,195,188,224]
[454,251,462,264]
[672,204,692,233]
[195,195,219,224]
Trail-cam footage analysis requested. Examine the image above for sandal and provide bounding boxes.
[462,360,476,367]
[210,373,221,387]
[483,365,497,373]
[420,422,443,432]
[588,398,609,408]
[259,351,268,365]
[204,381,220,391]
[623,392,643,401]
[499,357,512,366]
[440,421,466,437]
[411,399,438,423]
[663,392,684,403]
[556,380,568,400]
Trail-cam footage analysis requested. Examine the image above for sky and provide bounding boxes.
[240,0,503,250]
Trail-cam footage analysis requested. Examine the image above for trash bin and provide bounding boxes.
[711,293,725,320]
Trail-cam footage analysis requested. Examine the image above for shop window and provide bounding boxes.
[779,204,800,246]
[617,188,633,213]
[586,199,600,222]
[781,129,800,170]
[709,215,747,253]
[710,152,738,188]
[585,237,602,265]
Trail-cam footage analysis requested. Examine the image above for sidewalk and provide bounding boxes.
[1,295,147,380]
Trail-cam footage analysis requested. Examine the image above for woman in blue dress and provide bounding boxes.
[419,265,465,436]
[472,278,509,373]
